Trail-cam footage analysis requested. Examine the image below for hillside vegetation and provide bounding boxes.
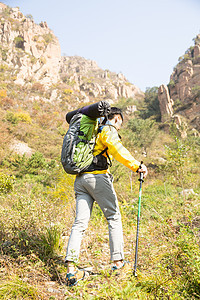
[0,75,200,299]
[0,3,200,299]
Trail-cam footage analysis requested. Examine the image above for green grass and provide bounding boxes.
[0,141,199,298]
[0,276,39,299]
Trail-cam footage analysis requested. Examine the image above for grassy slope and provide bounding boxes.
[0,79,200,299]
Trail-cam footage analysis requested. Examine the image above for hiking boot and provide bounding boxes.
[111,261,132,277]
[65,269,85,286]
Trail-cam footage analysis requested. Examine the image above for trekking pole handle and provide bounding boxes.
[138,161,144,182]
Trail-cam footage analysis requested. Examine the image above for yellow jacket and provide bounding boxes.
[86,125,140,174]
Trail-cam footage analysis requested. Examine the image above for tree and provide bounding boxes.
[139,87,161,121]
[127,118,158,155]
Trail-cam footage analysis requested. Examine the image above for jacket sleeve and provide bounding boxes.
[100,126,140,172]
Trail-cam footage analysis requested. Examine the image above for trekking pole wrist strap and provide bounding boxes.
[136,161,143,173]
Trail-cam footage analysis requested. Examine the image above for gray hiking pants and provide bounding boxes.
[65,173,124,262]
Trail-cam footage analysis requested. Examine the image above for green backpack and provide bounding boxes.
[61,111,111,175]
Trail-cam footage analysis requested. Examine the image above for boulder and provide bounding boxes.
[10,140,33,156]
[180,189,197,197]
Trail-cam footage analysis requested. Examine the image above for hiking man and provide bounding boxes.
[65,107,148,286]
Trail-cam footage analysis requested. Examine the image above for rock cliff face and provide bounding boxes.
[0,3,143,105]
[0,4,61,86]
[60,56,143,103]
[158,85,174,123]
[158,34,200,133]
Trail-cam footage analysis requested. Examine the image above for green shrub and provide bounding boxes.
[168,79,175,88]
[42,33,54,44]
[14,36,24,49]
[0,172,15,193]
[164,136,191,188]
[4,152,58,181]
[6,111,32,124]
[117,96,140,111]
[6,111,19,124]
[9,154,27,175]
[127,118,158,154]
[1,49,7,61]
[192,85,200,100]
[139,87,161,121]
[40,225,63,257]
[26,152,47,175]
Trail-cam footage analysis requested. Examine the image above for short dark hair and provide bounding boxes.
[108,107,123,121]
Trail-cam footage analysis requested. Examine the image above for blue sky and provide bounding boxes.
[3,0,200,91]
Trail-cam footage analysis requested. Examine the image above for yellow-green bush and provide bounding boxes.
[39,56,46,64]
[15,111,32,124]
[0,172,15,193]
[49,169,74,203]
[6,111,19,124]
[6,111,32,124]
[0,89,7,98]
[42,33,54,44]
[0,276,39,299]
[63,88,73,95]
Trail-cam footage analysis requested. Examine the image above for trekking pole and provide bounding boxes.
[134,162,144,277]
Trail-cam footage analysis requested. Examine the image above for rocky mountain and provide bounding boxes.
[158,34,200,134]
[0,3,61,86]
[1,2,199,136]
[60,56,143,103]
[0,3,143,106]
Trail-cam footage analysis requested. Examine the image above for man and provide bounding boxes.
[65,107,148,286]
